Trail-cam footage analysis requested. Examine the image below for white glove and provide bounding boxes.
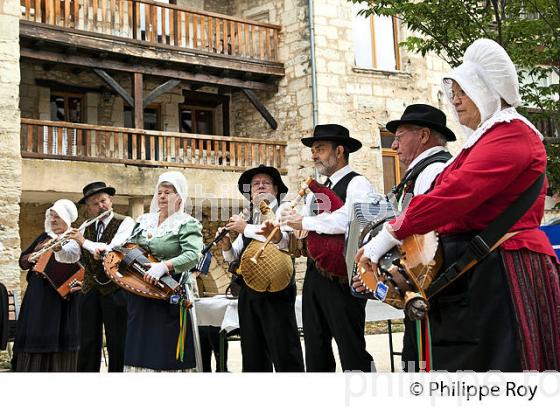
[363,223,402,264]
[146,262,169,280]
[276,202,294,231]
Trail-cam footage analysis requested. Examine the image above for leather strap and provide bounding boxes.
[427,172,545,299]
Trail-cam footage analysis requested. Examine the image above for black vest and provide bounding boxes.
[391,150,451,202]
[82,213,126,295]
[331,171,360,203]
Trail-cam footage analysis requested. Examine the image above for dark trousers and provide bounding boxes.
[77,289,127,372]
[302,265,374,372]
[199,326,228,372]
[238,282,304,372]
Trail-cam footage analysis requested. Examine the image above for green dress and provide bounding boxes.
[123,212,203,371]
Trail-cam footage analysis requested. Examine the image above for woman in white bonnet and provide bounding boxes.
[355,39,560,371]
[122,171,203,372]
[13,199,82,371]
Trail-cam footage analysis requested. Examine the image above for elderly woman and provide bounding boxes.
[13,199,82,372]
[355,39,560,371]
[123,171,203,372]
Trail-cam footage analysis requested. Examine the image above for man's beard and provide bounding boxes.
[314,155,337,176]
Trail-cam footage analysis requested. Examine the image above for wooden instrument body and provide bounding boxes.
[239,201,294,292]
[103,243,185,302]
[34,249,84,299]
[357,217,442,319]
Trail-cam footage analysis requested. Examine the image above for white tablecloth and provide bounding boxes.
[194,295,404,333]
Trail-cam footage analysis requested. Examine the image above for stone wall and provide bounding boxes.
[0,0,22,293]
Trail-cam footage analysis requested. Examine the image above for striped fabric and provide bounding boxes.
[501,249,560,370]
[13,352,78,372]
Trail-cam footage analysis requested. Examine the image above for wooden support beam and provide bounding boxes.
[21,48,277,92]
[93,68,134,106]
[133,72,143,129]
[190,83,204,91]
[143,79,181,108]
[241,88,277,130]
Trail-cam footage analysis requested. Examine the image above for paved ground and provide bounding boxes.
[221,332,404,373]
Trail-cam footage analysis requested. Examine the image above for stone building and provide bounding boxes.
[4,0,556,298]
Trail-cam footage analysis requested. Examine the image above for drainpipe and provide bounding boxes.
[308,0,320,180]
[308,0,318,126]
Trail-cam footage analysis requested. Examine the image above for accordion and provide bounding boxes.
[346,198,443,320]
[345,197,397,285]
[34,250,85,299]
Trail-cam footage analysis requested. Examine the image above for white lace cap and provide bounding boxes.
[45,199,78,238]
[149,171,189,214]
[442,38,521,132]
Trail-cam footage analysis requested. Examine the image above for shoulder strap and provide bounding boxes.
[427,172,545,299]
[391,151,452,200]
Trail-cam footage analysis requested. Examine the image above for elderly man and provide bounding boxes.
[282,124,376,372]
[384,104,456,371]
[217,165,304,372]
[387,104,455,208]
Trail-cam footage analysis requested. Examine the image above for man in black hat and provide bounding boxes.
[383,104,456,371]
[386,104,455,208]
[216,165,304,372]
[64,182,135,372]
[282,124,376,372]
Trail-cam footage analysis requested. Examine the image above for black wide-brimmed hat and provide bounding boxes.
[301,124,362,152]
[78,181,116,204]
[385,104,456,141]
[238,165,289,200]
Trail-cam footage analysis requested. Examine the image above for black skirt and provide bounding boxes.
[13,234,81,356]
[124,293,196,370]
[402,232,522,372]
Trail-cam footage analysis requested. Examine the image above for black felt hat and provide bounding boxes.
[385,104,456,141]
[78,182,116,204]
[238,165,289,200]
[301,124,362,152]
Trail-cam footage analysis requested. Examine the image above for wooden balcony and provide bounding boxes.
[20,119,287,173]
[19,0,284,89]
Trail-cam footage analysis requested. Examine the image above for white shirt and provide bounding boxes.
[223,201,289,263]
[301,165,377,235]
[55,211,135,263]
[53,239,82,264]
[407,146,449,196]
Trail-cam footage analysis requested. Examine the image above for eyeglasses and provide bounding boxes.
[450,89,467,101]
[393,127,422,144]
[251,180,273,188]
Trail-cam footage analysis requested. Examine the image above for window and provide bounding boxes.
[179,106,215,135]
[381,131,406,194]
[352,4,400,71]
[124,104,161,160]
[50,93,83,123]
[48,92,83,155]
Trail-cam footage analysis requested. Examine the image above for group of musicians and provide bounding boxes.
[11,38,560,373]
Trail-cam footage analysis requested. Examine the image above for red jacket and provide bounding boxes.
[390,120,556,260]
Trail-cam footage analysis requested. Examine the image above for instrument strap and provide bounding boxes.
[427,172,545,299]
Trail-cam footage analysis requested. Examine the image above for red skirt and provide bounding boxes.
[501,249,560,370]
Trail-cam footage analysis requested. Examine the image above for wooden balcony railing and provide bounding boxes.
[20,119,287,172]
[20,0,280,62]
